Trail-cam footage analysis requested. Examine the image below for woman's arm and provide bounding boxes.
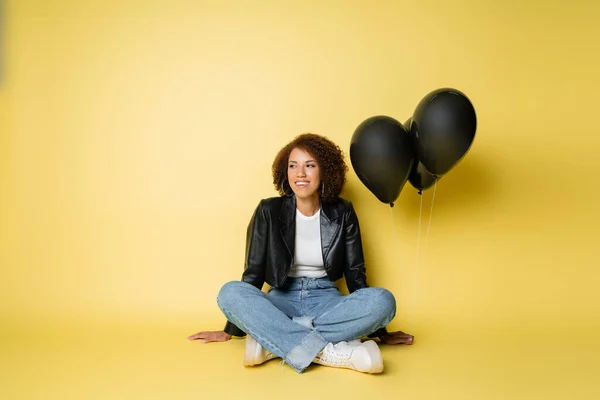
[343,202,389,339]
[240,200,268,289]
[223,200,269,337]
[343,202,414,345]
[343,202,368,293]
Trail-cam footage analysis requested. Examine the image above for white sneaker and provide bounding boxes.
[244,335,280,366]
[313,340,383,373]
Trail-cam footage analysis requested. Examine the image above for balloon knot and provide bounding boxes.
[390,202,394,208]
[418,190,423,195]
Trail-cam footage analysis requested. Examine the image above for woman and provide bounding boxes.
[188,133,414,374]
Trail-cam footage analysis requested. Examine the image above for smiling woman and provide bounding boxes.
[188,133,414,375]
[287,148,321,213]
[272,133,347,207]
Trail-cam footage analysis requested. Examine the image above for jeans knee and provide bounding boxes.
[373,288,396,320]
[216,281,245,309]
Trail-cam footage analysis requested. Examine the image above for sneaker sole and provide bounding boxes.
[360,340,384,374]
[243,335,262,366]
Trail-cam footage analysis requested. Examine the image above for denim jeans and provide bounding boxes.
[216,277,396,373]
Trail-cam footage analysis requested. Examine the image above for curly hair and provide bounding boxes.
[272,133,348,203]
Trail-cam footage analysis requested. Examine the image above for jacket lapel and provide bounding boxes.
[279,196,296,259]
[279,196,341,264]
[320,201,341,263]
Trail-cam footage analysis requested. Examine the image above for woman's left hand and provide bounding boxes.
[380,330,414,345]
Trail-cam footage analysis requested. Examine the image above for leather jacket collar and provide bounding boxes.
[278,195,342,264]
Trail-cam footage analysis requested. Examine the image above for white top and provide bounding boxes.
[288,208,327,278]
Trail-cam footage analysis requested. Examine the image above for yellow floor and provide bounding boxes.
[2,317,597,399]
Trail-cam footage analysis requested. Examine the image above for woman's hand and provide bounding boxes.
[380,330,414,345]
[187,330,232,343]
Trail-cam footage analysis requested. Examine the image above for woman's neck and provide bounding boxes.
[296,196,320,217]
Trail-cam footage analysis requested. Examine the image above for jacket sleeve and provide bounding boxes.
[223,201,268,337]
[343,202,368,293]
[344,202,388,339]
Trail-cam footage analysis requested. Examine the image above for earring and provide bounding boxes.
[281,180,292,196]
[321,182,325,196]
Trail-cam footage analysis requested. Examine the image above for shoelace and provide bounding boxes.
[317,342,354,366]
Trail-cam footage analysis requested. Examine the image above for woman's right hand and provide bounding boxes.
[187,330,232,343]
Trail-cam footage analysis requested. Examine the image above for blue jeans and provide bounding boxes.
[217,277,396,373]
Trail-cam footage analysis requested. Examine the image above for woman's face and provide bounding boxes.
[287,147,321,201]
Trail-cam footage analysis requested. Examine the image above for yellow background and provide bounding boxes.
[1,0,599,398]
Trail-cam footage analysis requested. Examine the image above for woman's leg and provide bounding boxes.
[216,281,329,373]
[305,279,397,343]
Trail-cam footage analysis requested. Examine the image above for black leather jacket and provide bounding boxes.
[223,195,388,338]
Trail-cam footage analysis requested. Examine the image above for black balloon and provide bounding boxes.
[404,117,438,193]
[408,161,438,193]
[350,116,415,205]
[411,88,477,176]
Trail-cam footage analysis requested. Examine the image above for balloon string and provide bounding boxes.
[410,180,437,332]
[410,190,424,331]
[388,205,406,323]
[389,205,401,271]
[422,180,437,258]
